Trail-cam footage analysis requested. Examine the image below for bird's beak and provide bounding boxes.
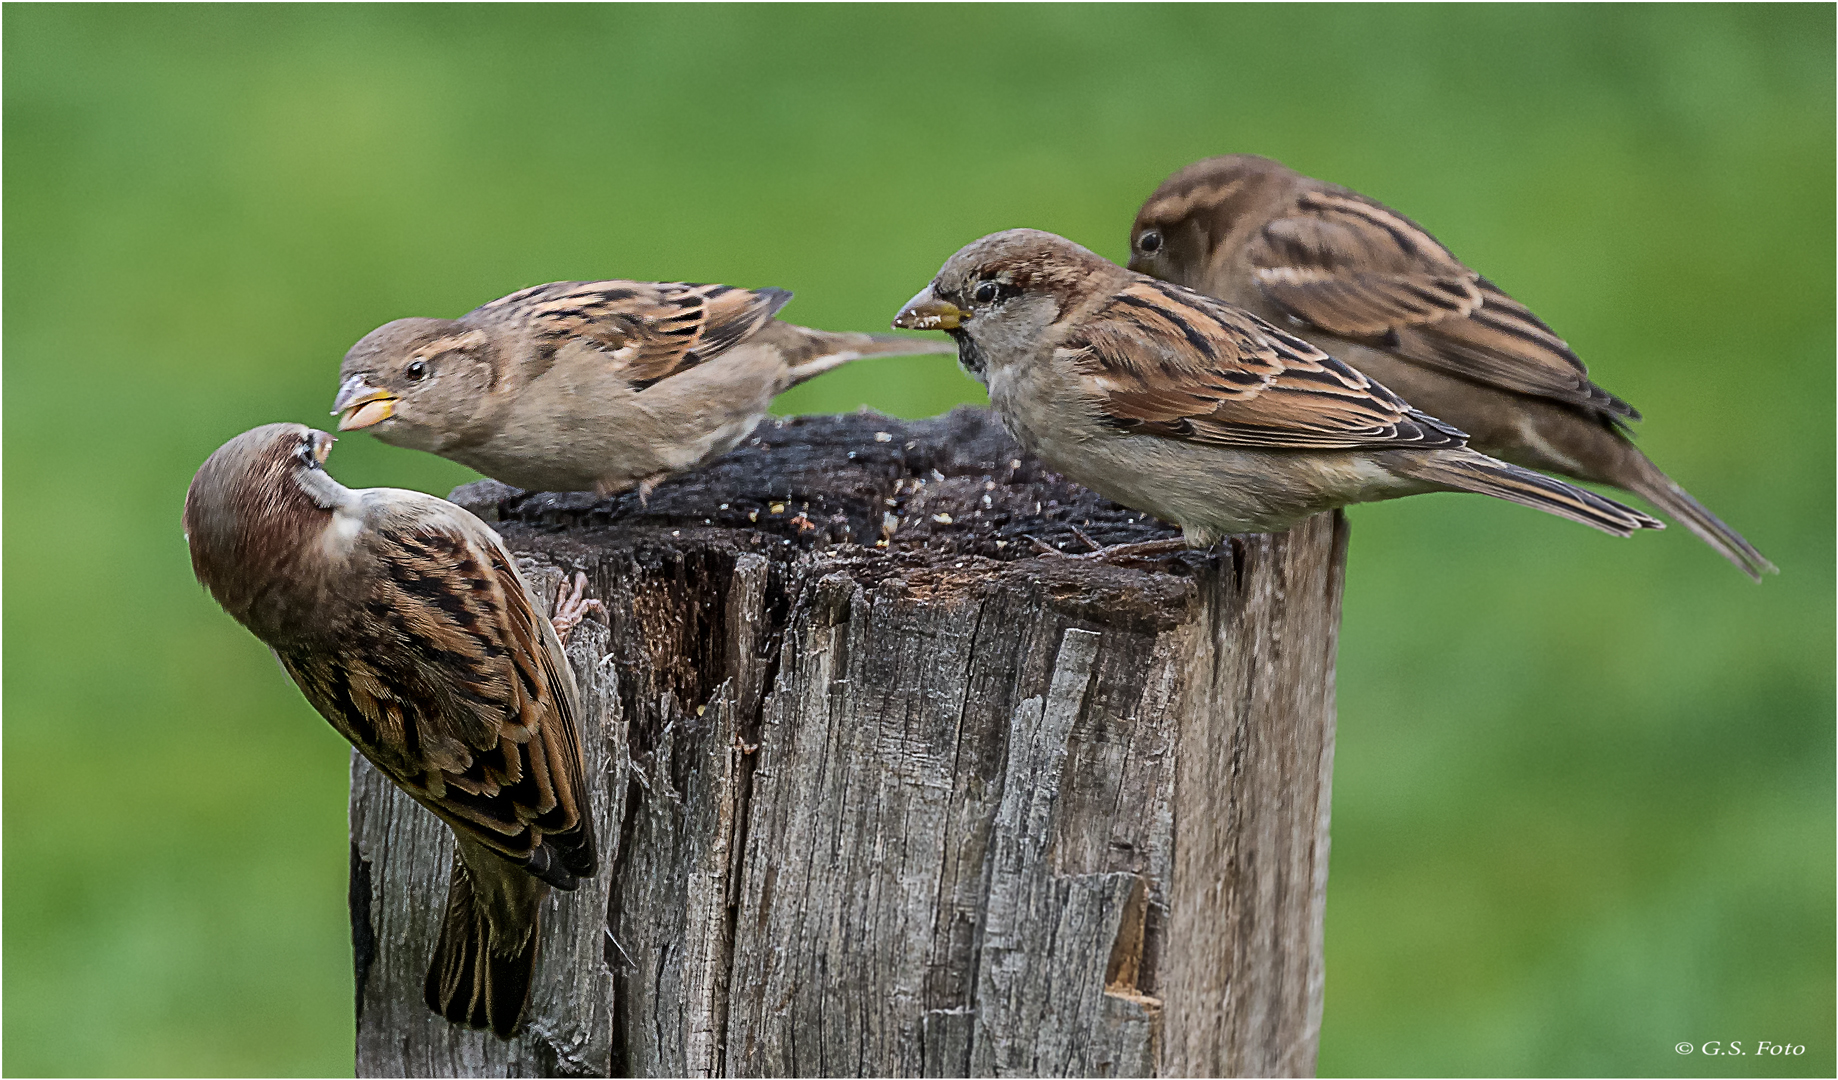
[309,430,336,465]
[893,286,968,332]
[333,375,398,431]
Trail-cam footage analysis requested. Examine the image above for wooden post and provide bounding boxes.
[349,406,1348,1078]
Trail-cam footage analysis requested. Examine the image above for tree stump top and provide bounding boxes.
[452,406,1202,629]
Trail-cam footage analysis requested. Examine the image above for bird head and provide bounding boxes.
[183,423,344,627]
[1127,154,1291,288]
[893,228,1119,384]
[334,319,498,452]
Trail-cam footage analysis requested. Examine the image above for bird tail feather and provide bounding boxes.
[1385,448,1664,538]
[1617,453,1775,580]
[768,325,957,389]
[424,847,546,1040]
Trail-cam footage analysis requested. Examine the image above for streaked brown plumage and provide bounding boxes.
[333,279,955,497]
[184,423,597,1039]
[894,229,1662,546]
[1128,153,1772,578]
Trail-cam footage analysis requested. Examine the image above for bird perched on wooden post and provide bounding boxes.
[1126,154,1771,579]
[333,280,956,499]
[894,228,1662,556]
[184,423,600,1039]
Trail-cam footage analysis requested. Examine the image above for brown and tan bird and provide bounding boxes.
[334,280,955,497]
[184,423,598,1039]
[895,229,1661,547]
[1128,154,1772,578]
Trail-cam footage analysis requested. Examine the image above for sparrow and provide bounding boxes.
[184,423,598,1039]
[1127,154,1772,579]
[333,280,957,498]
[893,229,1663,549]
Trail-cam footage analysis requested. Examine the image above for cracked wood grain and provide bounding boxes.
[350,406,1345,1077]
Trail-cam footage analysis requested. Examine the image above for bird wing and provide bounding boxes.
[1067,278,1466,450]
[279,496,596,884]
[476,279,793,391]
[1246,188,1637,420]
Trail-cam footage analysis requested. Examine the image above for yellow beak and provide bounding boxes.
[892,286,968,332]
[333,376,399,431]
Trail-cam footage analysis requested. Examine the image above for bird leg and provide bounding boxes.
[635,473,669,507]
[550,572,606,646]
[591,474,665,506]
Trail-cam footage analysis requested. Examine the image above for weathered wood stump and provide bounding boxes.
[349,406,1348,1078]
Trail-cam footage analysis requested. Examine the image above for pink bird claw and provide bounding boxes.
[551,571,606,646]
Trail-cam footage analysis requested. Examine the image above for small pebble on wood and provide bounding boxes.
[350,405,1347,1078]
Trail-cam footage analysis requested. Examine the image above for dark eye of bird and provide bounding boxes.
[405,360,428,382]
[972,281,1000,304]
[1137,230,1163,255]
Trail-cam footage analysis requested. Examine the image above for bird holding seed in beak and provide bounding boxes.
[894,228,1662,553]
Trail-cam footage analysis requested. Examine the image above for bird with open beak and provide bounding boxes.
[894,228,1662,551]
[1126,154,1771,579]
[183,423,600,1039]
[333,278,955,499]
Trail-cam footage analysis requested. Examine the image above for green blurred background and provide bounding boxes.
[5,5,1831,1076]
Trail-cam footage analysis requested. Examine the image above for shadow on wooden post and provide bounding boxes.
[350,407,1347,1078]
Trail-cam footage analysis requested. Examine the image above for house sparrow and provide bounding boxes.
[1127,154,1772,579]
[333,280,956,497]
[893,229,1662,548]
[184,423,598,1039]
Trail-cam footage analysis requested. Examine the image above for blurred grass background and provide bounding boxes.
[4,5,1831,1076]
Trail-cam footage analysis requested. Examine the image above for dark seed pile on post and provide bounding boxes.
[452,405,1196,572]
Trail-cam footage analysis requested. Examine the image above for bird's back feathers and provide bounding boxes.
[1066,277,1469,451]
[472,279,794,393]
[278,491,595,886]
[1245,186,1639,422]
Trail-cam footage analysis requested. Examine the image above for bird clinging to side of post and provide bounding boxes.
[184,423,599,1039]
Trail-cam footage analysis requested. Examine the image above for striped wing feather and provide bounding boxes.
[1248,189,1637,420]
[476,280,793,391]
[279,501,595,884]
[1071,279,1465,450]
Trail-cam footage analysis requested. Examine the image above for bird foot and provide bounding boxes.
[551,572,606,646]
[589,474,663,506]
[1024,535,1192,566]
[635,473,668,508]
